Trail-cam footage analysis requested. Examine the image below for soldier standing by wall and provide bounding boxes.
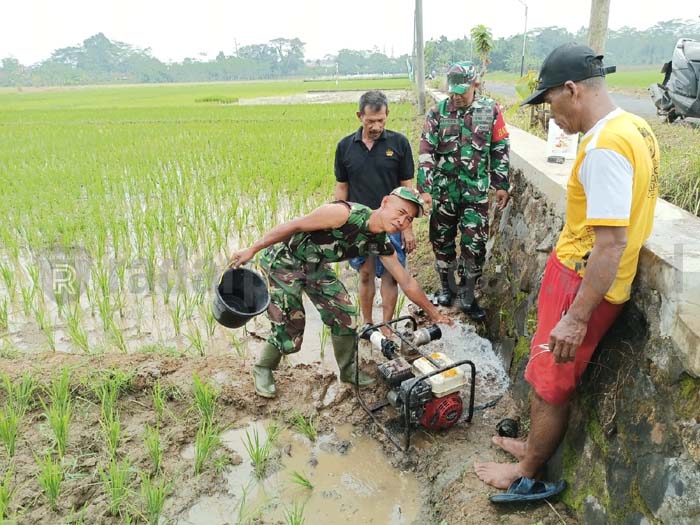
[418,61,511,321]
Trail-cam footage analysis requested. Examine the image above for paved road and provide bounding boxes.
[486,82,658,117]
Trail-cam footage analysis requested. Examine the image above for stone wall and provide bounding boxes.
[482,125,700,524]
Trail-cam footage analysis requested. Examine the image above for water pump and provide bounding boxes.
[355,316,476,452]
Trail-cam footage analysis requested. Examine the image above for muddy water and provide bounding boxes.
[177,421,421,525]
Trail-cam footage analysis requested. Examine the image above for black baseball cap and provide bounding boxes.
[521,43,617,106]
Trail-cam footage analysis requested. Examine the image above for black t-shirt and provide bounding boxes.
[334,128,414,209]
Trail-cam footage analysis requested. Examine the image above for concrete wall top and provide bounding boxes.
[426,88,700,375]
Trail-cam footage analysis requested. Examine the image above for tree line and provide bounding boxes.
[2,19,700,87]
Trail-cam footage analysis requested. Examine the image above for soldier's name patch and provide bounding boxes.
[439,118,460,128]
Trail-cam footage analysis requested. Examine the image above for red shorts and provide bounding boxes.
[524,252,624,405]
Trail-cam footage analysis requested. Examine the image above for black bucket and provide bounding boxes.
[212,267,270,329]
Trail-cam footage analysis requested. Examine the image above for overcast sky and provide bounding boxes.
[1,0,696,65]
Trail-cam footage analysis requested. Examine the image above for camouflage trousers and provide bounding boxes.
[429,175,489,277]
[260,247,356,354]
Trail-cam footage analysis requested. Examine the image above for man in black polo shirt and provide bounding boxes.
[334,90,415,337]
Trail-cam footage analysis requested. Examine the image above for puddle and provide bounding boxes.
[176,421,421,525]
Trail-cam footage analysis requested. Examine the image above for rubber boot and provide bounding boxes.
[457,274,477,313]
[253,343,282,398]
[464,299,486,322]
[332,334,375,386]
[435,270,454,307]
[458,273,487,321]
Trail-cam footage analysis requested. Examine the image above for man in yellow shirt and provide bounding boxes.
[475,43,660,494]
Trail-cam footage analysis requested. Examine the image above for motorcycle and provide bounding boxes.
[649,38,700,123]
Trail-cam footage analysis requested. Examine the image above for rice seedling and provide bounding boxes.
[194,422,219,475]
[168,297,184,336]
[66,307,90,353]
[0,299,8,331]
[0,263,15,302]
[242,427,271,479]
[266,421,282,446]
[36,453,63,511]
[234,483,266,525]
[99,457,131,517]
[108,319,128,353]
[35,304,56,352]
[43,369,72,457]
[94,369,132,422]
[284,501,306,525]
[230,332,247,358]
[394,292,407,319]
[20,284,35,317]
[143,425,162,473]
[191,373,217,427]
[2,371,37,419]
[289,470,313,490]
[201,304,217,338]
[140,473,172,525]
[101,411,122,459]
[319,324,330,360]
[0,467,13,521]
[185,324,206,356]
[291,412,317,442]
[0,408,19,458]
[97,295,113,333]
[151,381,166,424]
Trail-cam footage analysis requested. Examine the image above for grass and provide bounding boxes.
[140,473,171,525]
[36,453,63,511]
[99,457,131,517]
[242,427,272,479]
[291,412,317,442]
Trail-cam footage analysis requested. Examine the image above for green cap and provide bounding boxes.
[390,187,425,217]
[447,61,477,94]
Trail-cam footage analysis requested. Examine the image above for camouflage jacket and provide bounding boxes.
[263,201,395,269]
[417,95,510,195]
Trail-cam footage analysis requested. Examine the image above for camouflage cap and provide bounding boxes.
[390,187,425,217]
[447,61,477,94]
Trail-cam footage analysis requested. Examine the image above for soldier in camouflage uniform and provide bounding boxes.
[228,187,452,398]
[417,61,511,321]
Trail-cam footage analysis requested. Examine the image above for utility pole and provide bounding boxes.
[415,0,426,115]
[516,0,528,77]
[588,0,610,54]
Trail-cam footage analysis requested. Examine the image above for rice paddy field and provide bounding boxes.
[0,78,586,525]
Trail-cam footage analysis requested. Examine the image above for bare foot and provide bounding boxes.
[474,461,525,489]
[380,325,393,338]
[492,435,527,460]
